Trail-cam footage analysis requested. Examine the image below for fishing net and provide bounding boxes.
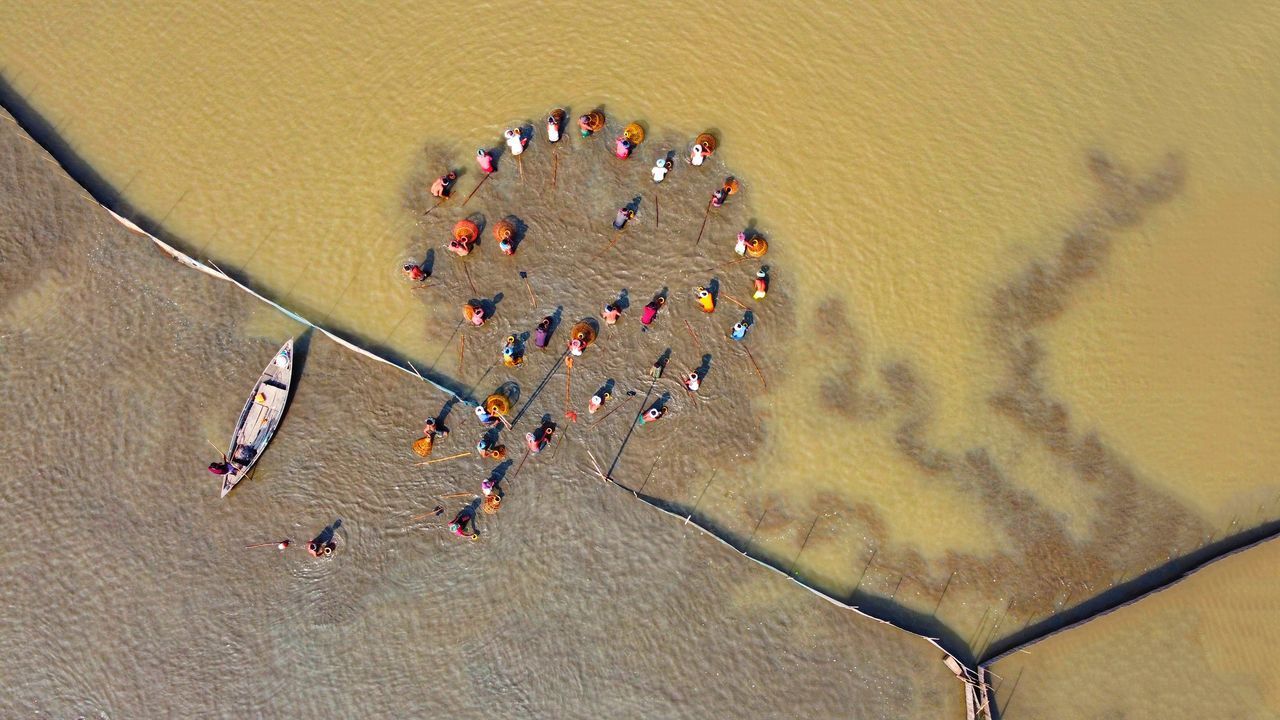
[453,219,479,243]
[570,321,597,344]
[482,494,502,514]
[485,393,512,416]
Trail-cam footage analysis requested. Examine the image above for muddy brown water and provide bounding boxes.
[0,113,958,718]
[1,1,1279,716]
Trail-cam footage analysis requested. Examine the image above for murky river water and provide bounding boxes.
[0,117,958,717]
[1,1,1278,716]
[990,538,1280,719]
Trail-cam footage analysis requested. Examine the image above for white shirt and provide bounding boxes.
[505,130,524,156]
[651,164,669,183]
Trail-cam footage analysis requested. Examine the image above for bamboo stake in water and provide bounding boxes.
[422,197,446,217]
[462,262,478,295]
[413,451,471,467]
[550,152,559,189]
[694,198,713,245]
[516,155,524,182]
[590,392,637,427]
[683,319,702,349]
[742,345,767,388]
[721,292,749,310]
[461,173,491,207]
[549,428,566,463]
[511,446,533,479]
[458,335,466,374]
[655,192,660,227]
[591,229,625,261]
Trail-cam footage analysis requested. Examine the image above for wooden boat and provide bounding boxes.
[220,339,294,497]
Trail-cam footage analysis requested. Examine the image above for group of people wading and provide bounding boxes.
[402,106,774,543]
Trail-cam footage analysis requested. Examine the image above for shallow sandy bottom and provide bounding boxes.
[0,111,959,718]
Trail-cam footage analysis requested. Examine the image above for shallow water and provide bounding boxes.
[990,538,1280,719]
[1,0,1278,666]
[0,117,960,717]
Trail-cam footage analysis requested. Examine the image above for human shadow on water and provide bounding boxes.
[653,348,672,377]
[614,289,630,313]
[466,292,504,320]
[695,354,713,380]
[624,195,643,215]
[705,277,720,301]
[417,248,436,277]
[466,212,488,243]
[543,306,564,343]
[487,460,513,488]
[308,518,343,556]
[434,395,462,428]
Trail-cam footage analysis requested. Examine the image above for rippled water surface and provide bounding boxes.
[991,539,1280,719]
[1,1,1279,715]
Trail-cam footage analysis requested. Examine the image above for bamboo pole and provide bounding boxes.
[742,345,767,388]
[511,446,533,479]
[693,198,713,245]
[462,262,478,295]
[458,335,466,374]
[683,319,702,349]
[413,451,471,467]
[422,197,446,217]
[655,192,660,227]
[589,393,637,427]
[549,428,566,463]
[551,151,559,189]
[461,173,491,207]
[721,292,749,310]
[591,229,625,261]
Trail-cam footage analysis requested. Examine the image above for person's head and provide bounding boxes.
[697,287,707,297]
[757,268,767,278]
[208,462,221,472]
[477,148,485,156]
[656,297,666,307]
[447,171,457,181]
[425,417,435,428]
